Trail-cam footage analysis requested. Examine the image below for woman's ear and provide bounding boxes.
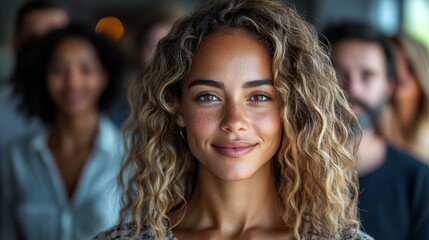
[173,95,186,127]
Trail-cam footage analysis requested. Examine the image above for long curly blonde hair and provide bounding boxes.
[120,0,361,239]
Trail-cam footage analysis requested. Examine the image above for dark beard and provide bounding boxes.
[352,98,383,134]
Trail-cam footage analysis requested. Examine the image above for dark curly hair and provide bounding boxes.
[12,23,124,124]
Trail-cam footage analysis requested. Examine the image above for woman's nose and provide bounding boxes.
[65,68,82,89]
[220,101,249,133]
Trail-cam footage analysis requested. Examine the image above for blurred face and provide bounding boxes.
[15,8,69,50]
[175,31,282,181]
[392,43,421,124]
[139,23,172,67]
[47,37,107,118]
[331,39,392,127]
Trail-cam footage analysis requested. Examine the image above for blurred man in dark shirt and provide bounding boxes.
[323,21,429,240]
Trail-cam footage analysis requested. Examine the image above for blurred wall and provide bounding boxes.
[0,0,25,83]
[0,0,195,82]
[0,0,420,83]
[314,0,400,34]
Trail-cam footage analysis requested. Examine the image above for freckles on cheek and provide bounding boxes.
[255,111,281,132]
[185,110,217,134]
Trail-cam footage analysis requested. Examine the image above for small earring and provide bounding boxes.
[179,128,187,141]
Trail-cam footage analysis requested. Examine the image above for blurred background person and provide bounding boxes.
[380,34,429,163]
[134,5,182,71]
[12,0,69,52]
[0,24,124,240]
[0,0,69,151]
[108,5,183,127]
[323,21,429,240]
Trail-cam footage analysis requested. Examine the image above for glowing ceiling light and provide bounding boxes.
[95,17,125,42]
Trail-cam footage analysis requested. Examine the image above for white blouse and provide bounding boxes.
[0,116,124,240]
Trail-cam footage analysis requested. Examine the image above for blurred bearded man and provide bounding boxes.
[324,21,429,240]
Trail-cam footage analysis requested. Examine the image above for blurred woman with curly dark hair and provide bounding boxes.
[0,24,124,239]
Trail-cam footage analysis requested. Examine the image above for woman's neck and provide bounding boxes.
[50,111,99,152]
[175,162,287,237]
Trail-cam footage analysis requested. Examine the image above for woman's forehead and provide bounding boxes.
[183,30,273,87]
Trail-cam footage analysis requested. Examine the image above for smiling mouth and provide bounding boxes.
[64,91,85,105]
[212,143,258,158]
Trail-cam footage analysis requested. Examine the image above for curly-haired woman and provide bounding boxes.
[96,0,372,239]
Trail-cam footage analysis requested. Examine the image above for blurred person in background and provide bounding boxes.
[109,5,183,127]
[323,21,429,240]
[0,0,69,151]
[0,24,124,240]
[380,34,429,163]
[12,0,69,52]
[134,5,182,70]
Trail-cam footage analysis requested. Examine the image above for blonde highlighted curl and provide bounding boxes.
[120,0,362,239]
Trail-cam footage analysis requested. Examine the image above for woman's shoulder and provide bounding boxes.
[302,219,373,240]
[95,221,372,240]
[93,223,176,240]
[307,228,373,240]
[95,116,124,157]
[346,229,374,240]
[310,228,373,240]
[0,128,46,163]
[93,224,151,240]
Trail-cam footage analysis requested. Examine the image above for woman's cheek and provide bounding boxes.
[252,108,281,133]
[185,109,219,137]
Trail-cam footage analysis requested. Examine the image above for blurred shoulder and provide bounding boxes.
[1,129,45,161]
[97,116,124,157]
[348,229,374,240]
[302,218,373,240]
[387,145,429,176]
[93,223,176,240]
[93,224,149,240]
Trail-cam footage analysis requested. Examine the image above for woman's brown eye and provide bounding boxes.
[250,94,270,102]
[196,94,219,102]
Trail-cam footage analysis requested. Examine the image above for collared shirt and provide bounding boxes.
[0,116,124,240]
[0,83,40,151]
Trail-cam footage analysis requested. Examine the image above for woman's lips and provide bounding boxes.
[212,142,257,158]
[64,91,85,105]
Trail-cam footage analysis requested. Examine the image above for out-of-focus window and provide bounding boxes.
[404,0,429,48]
[374,0,400,35]
[314,0,400,35]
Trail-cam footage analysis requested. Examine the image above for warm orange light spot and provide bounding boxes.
[95,17,125,42]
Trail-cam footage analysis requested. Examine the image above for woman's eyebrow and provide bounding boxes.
[188,79,273,89]
[188,79,224,89]
[242,79,273,88]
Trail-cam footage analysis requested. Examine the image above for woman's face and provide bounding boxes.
[175,30,282,181]
[46,37,107,118]
[393,43,422,124]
